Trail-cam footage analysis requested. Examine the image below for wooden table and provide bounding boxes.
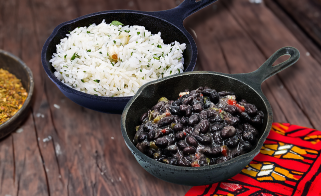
[1,0,321,195]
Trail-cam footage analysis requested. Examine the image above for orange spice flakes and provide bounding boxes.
[0,68,28,124]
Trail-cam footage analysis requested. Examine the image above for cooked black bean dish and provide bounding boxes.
[133,86,264,167]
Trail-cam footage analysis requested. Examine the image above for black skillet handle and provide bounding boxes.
[153,0,218,26]
[234,47,300,90]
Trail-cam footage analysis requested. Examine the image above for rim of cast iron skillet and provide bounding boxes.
[0,50,34,132]
[121,71,272,171]
[41,10,197,102]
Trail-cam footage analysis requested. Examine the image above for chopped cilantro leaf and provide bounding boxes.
[71,53,80,60]
[111,21,124,26]
[94,79,100,83]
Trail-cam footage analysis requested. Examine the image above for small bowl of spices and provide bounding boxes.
[0,50,34,139]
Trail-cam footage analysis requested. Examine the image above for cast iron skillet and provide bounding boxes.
[121,47,300,186]
[41,0,218,114]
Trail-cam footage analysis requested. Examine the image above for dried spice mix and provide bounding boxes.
[0,68,28,124]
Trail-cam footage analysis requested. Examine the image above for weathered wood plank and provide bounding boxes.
[272,0,321,49]
[12,112,49,196]
[0,136,16,196]
[221,0,321,128]
[0,0,50,195]
[264,0,321,65]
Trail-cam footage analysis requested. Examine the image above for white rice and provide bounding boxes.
[50,20,186,97]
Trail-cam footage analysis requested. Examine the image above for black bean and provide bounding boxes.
[140,112,148,122]
[194,135,211,145]
[198,119,210,133]
[203,97,213,109]
[201,88,213,96]
[185,107,192,117]
[183,146,196,155]
[218,91,235,97]
[243,123,258,136]
[221,126,236,138]
[177,158,191,166]
[158,116,174,127]
[245,104,258,116]
[154,130,163,139]
[173,123,183,131]
[188,114,200,125]
[193,103,203,112]
[182,96,193,105]
[175,131,186,140]
[240,140,252,152]
[143,122,154,132]
[136,141,149,153]
[155,137,169,148]
[181,116,188,125]
[243,131,255,142]
[224,105,239,115]
[202,146,220,157]
[179,104,188,112]
[184,127,193,134]
[186,136,198,147]
[179,105,192,116]
[226,135,239,147]
[258,111,264,118]
[197,86,204,91]
[138,133,147,142]
[169,106,180,115]
[240,112,251,122]
[166,134,176,145]
[207,109,216,118]
[251,114,262,125]
[225,116,240,126]
[166,145,178,153]
[210,123,224,132]
[177,140,188,149]
[172,99,181,106]
[199,110,208,120]
[152,101,165,110]
[213,132,223,145]
[209,113,223,123]
[209,90,219,104]
[147,130,155,140]
[147,149,155,157]
[169,158,178,165]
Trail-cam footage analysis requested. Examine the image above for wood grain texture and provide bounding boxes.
[1,0,321,195]
[264,0,321,65]
[221,0,321,129]
[272,0,321,48]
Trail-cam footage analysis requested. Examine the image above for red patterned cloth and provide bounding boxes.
[186,123,321,196]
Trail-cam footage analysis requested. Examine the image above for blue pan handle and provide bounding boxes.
[151,0,218,26]
[233,47,300,91]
